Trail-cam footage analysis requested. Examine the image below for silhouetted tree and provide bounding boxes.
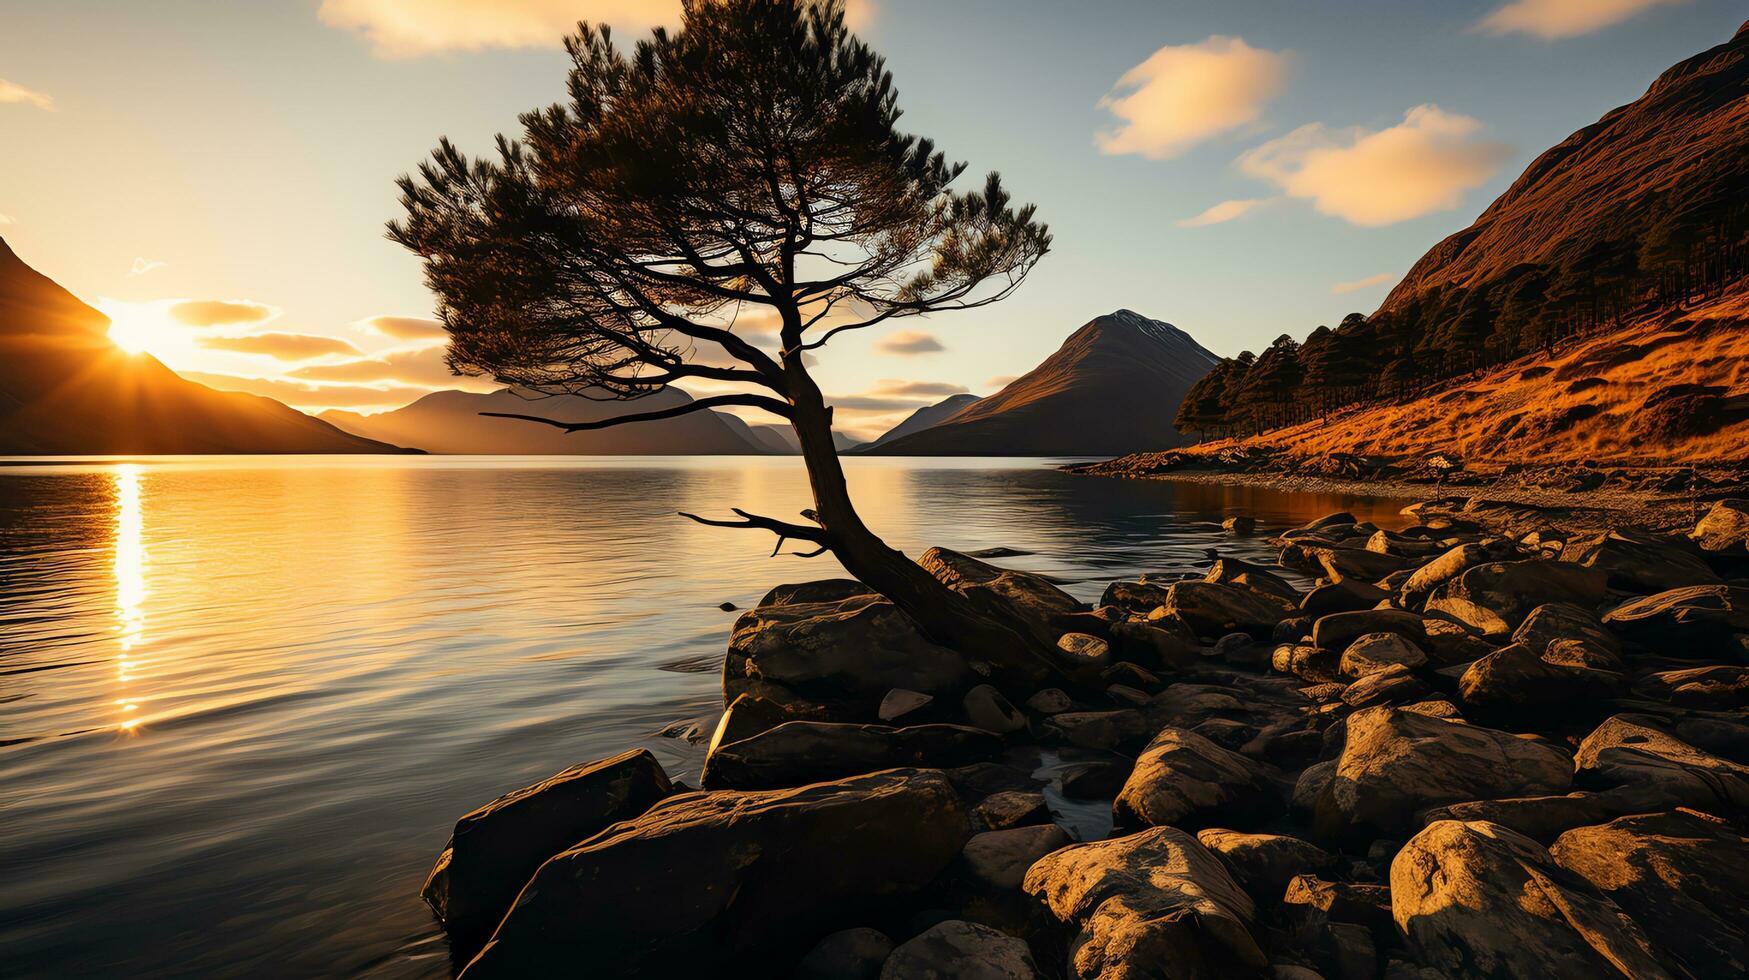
[388,0,1053,670]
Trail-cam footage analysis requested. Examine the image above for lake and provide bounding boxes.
[0,456,1409,978]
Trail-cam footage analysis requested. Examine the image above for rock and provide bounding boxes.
[1637,665,1749,709]
[1282,543,1407,583]
[1542,636,1627,672]
[1273,616,1313,643]
[880,689,936,724]
[1562,529,1719,594]
[1273,643,1341,683]
[1101,661,1161,690]
[1316,706,1573,843]
[1400,541,1515,608]
[1206,557,1301,605]
[423,748,675,946]
[1061,761,1130,800]
[1340,663,1431,709]
[1367,528,1445,559]
[1195,829,1335,906]
[1300,579,1389,617]
[1551,809,1749,979]
[1573,715,1749,816]
[1099,580,1173,614]
[1417,791,1633,844]
[1224,515,1257,535]
[1425,560,1608,637]
[1603,584,1749,657]
[1042,709,1152,752]
[964,684,1028,735]
[460,769,969,977]
[1391,820,1674,980]
[1105,683,1151,708]
[1113,727,1279,831]
[1282,875,1395,938]
[1292,760,1337,817]
[1338,632,1428,678]
[1023,827,1267,979]
[1311,609,1427,652]
[880,920,1041,980]
[700,721,1002,790]
[1161,580,1290,639]
[1692,498,1749,553]
[1107,620,1196,671]
[799,927,894,980]
[922,547,1087,650]
[1456,644,1623,721]
[975,790,1050,831]
[961,824,1072,892]
[718,600,738,611]
[760,579,876,606]
[707,692,831,756]
[1053,632,1114,674]
[726,592,974,716]
[1025,688,1074,714]
[1513,601,1622,656]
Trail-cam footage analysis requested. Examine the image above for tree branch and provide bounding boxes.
[676,506,830,557]
[481,393,792,432]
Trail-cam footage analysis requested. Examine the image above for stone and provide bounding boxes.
[1205,557,1301,605]
[1311,609,1428,652]
[1282,875,1395,938]
[1400,541,1514,608]
[1315,706,1573,843]
[798,927,894,980]
[1161,580,1290,639]
[1282,543,1408,583]
[707,693,831,757]
[1300,579,1389,617]
[1603,584,1749,657]
[1025,688,1074,714]
[1456,644,1623,721]
[1042,709,1152,752]
[1425,560,1608,637]
[1105,683,1151,708]
[963,684,1028,735]
[1551,809,1749,979]
[1291,760,1336,817]
[1562,529,1719,594]
[1340,663,1431,709]
[1195,829,1335,906]
[1107,620,1197,671]
[423,748,675,947]
[1061,761,1130,800]
[1418,792,1628,844]
[1637,665,1749,709]
[1692,498,1749,553]
[1367,528,1445,559]
[880,688,936,724]
[1099,580,1173,614]
[1273,643,1341,683]
[1338,632,1428,678]
[879,920,1041,980]
[760,579,876,606]
[459,769,969,977]
[1542,636,1626,672]
[1101,661,1161,690]
[725,592,974,716]
[1391,820,1674,980]
[961,824,1072,892]
[922,547,1087,650]
[1023,827,1267,979]
[1512,601,1622,656]
[1113,727,1279,831]
[1573,715,1749,817]
[1054,632,1114,675]
[700,721,1002,790]
[975,790,1050,831]
[1224,515,1257,534]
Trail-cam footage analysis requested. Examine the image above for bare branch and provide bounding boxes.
[482,393,792,432]
[676,507,829,558]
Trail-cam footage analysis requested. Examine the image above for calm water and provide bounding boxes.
[0,456,1409,978]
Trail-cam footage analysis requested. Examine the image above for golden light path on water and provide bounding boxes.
[113,464,145,732]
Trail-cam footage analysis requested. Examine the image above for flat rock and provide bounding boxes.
[1113,726,1280,831]
[700,721,1002,790]
[1341,663,1432,709]
[1311,610,1427,653]
[1573,715,1749,817]
[879,920,1041,980]
[922,547,1087,651]
[1601,584,1749,657]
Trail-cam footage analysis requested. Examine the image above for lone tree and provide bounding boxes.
[390,0,1053,669]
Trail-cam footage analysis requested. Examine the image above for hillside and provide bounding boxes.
[857,393,981,453]
[0,238,407,455]
[867,310,1218,456]
[321,387,769,455]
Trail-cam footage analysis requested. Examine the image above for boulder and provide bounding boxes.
[707,693,832,756]
[1113,727,1280,831]
[1282,543,1407,583]
[1300,579,1389,617]
[1562,529,1719,594]
[1513,601,1621,656]
[1456,644,1623,721]
[1573,715,1749,816]
[1025,688,1075,715]
[726,592,974,716]
[700,722,1002,790]
[1099,580,1173,614]
[1636,664,1749,709]
[423,748,675,946]
[1603,585,1749,658]
[1340,663,1431,709]
[1272,643,1341,683]
[1195,830,1334,906]
[1042,710,1153,752]
[1282,875,1395,938]
[963,684,1028,735]
[1161,580,1289,639]
[1338,633,1428,679]
[459,769,969,977]
[1291,761,1337,818]
[799,927,894,980]
[1542,637,1627,672]
[922,548,1087,650]
[1022,827,1267,979]
[1417,791,1633,844]
[974,790,1050,832]
[880,920,1041,980]
[761,578,875,606]
[1205,557,1301,605]
[1400,541,1515,608]
[1316,706,1573,843]
[1311,610,1427,653]
[1551,809,1749,979]
[1223,515,1257,535]
[1054,632,1114,674]
[1107,621,1197,671]
[1391,820,1675,980]
[1692,498,1749,553]
[1426,560,1608,637]
[961,824,1073,893]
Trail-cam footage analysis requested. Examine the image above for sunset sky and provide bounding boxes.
[2,0,1741,438]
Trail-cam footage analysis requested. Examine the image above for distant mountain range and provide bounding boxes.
[0,238,406,455]
[857,393,981,453]
[865,310,1219,456]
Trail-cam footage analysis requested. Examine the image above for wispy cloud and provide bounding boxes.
[986,375,1017,389]
[357,314,448,341]
[127,257,169,277]
[197,332,363,360]
[1477,0,1686,39]
[873,329,944,355]
[869,379,969,398]
[1097,36,1289,160]
[182,371,434,410]
[1177,198,1270,228]
[0,213,15,226]
[0,78,54,111]
[1331,272,1396,295]
[1238,105,1511,227]
[170,299,277,327]
[288,345,463,387]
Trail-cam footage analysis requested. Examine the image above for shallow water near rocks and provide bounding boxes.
[0,455,1408,978]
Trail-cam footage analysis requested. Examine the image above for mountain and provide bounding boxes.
[320,387,770,454]
[867,310,1219,456]
[858,393,982,452]
[0,237,407,454]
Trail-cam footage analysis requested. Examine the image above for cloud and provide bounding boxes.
[1477,0,1685,39]
[1177,198,1270,228]
[197,332,364,360]
[1097,36,1289,160]
[869,379,968,398]
[873,329,944,355]
[288,345,461,387]
[127,257,168,277]
[170,299,277,326]
[1331,272,1396,295]
[829,394,934,412]
[1238,105,1511,227]
[181,371,434,409]
[0,214,14,226]
[986,375,1018,389]
[0,78,54,111]
[357,314,449,341]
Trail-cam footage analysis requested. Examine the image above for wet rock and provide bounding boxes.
[1603,585,1749,658]
[1551,809,1749,979]
[880,920,1041,980]
[1391,820,1674,980]
[1023,826,1267,979]
[975,790,1050,831]
[1099,580,1172,614]
[880,689,936,724]
[1691,498,1749,554]
[1107,620,1196,671]
[798,927,893,980]
[1224,515,1257,535]
[1300,579,1389,617]
[923,548,1087,651]
[1113,726,1279,831]
[760,579,876,606]
[1282,543,1408,583]
[423,748,675,947]
[1456,644,1623,721]
[1273,643,1341,683]
[1340,663,1431,709]
[963,684,1028,735]
[1195,829,1335,906]
[1025,688,1074,715]
[1311,609,1428,652]
[708,693,832,756]
[1425,560,1608,637]
[1042,709,1152,752]
[1338,632,1428,679]
[1400,541,1515,608]
[1316,706,1573,843]
[1573,715,1749,816]
[1206,557,1302,605]
[460,769,969,978]
[1162,580,1291,639]
[1562,529,1719,594]
[1512,601,1621,656]
[1635,664,1749,709]
[700,721,1002,791]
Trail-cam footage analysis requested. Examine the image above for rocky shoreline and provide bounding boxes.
[418,495,1749,978]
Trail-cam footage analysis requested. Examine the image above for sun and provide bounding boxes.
[98,300,186,358]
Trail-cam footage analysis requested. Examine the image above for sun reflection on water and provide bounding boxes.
[113,465,146,732]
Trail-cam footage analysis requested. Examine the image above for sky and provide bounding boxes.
[1,0,1743,439]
